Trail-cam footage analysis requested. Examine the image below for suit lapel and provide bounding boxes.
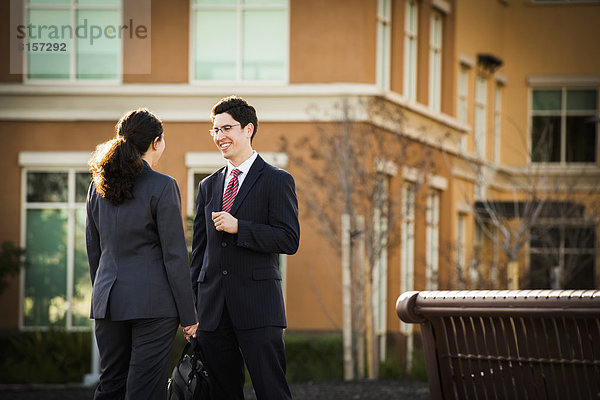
[212,167,227,213]
[229,155,265,216]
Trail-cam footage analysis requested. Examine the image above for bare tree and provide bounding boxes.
[281,96,435,379]
[527,182,599,289]
[444,119,599,289]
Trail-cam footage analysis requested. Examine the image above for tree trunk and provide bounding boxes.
[507,260,519,289]
[364,258,375,379]
[342,214,354,380]
[355,215,365,379]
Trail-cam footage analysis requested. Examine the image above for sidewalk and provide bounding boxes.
[0,380,430,399]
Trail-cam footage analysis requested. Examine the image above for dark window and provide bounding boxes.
[529,222,596,289]
[529,253,552,289]
[564,254,595,289]
[532,116,561,162]
[531,88,597,163]
[566,116,597,162]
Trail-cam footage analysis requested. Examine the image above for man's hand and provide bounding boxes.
[212,211,238,234]
[182,323,198,342]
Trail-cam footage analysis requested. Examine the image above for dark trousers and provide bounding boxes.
[197,305,292,400]
[94,316,179,400]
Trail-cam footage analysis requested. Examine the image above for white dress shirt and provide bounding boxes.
[223,151,258,196]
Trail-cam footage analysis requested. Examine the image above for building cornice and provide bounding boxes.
[452,158,600,192]
[527,75,600,87]
[0,83,469,133]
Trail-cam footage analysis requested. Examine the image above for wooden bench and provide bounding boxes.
[396,290,600,400]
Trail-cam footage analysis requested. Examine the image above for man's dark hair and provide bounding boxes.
[211,96,258,143]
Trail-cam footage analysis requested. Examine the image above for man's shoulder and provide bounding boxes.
[200,167,226,187]
[258,157,291,178]
[262,162,293,182]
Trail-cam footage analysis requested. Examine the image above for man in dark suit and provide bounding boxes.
[190,96,300,399]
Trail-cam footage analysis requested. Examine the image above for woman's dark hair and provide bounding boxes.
[211,96,258,142]
[89,108,163,206]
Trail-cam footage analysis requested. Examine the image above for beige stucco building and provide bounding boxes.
[1,0,599,365]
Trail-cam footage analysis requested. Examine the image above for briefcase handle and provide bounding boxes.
[179,336,207,363]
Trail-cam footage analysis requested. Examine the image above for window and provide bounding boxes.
[472,221,483,285]
[428,11,442,112]
[192,172,211,204]
[456,213,466,288]
[474,76,487,157]
[376,0,391,90]
[24,0,121,81]
[22,168,92,329]
[531,88,597,163]
[426,190,440,290]
[372,174,389,361]
[458,65,469,124]
[493,84,502,163]
[490,225,499,287]
[400,182,415,334]
[458,64,469,151]
[530,223,596,289]
[403,0,418,102]
[191,0,288,82]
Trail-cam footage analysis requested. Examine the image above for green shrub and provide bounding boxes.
[283,331,343,383]
[0,329,92,383]
[0,241,24,296]
[0,328,427,385]
[409,347,428,382]
[0,329,203,384]
[379,354,403,380]
[170,331,343,384]
[169,331,189,373]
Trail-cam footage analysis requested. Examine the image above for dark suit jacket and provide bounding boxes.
[86,162,196,326]
[190,155,300,331]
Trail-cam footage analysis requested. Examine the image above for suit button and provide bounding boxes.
[222,270,228,276]
[221,242,227,247]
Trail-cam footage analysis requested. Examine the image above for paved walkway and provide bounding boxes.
[0,380,430,399]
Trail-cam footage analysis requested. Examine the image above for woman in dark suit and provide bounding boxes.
[86,108,198,400]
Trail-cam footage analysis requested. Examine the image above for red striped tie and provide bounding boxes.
[222,169,241,213]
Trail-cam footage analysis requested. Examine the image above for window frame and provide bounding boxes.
[20,161,92,331]
[22,0,123,85]
[529,86,598,164]
[189,0,290,85]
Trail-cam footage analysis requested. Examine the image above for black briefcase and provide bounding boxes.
[167,336,211,400]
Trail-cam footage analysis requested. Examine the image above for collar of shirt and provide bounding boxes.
[224,151,258,191]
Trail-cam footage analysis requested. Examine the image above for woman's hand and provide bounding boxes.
[182,323,198,342]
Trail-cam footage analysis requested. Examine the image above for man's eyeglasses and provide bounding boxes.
[209,124,240,137]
